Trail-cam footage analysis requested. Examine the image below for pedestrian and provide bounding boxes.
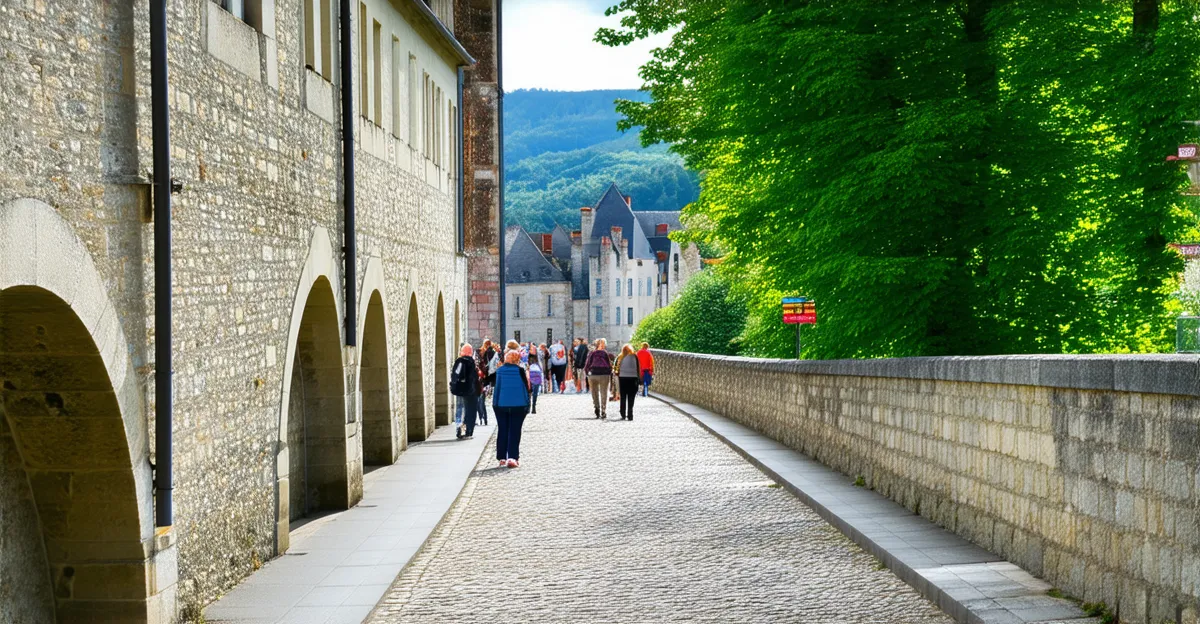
[477,339,497,426]
[637,341,655,397]
[584,338,613,419]
[493,349,531,468]
[572,338,589,394]
[450,344,479,439]
[537,343,551,393]
[528,359,543,414]
[549,340,568,393]
[615,344,640,421]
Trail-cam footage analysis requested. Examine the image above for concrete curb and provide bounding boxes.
[651,392,1100,624]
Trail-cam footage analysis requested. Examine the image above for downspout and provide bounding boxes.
[497,0,506,340]
[457,66,465,253]
[150,0,173,528]
[340,0,357,346]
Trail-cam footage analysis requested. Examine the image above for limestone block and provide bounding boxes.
[0,199,38,288]
[206,1,261,82]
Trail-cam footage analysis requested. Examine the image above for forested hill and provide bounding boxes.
[504,89,698,232]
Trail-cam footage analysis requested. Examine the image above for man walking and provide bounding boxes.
[451,344,480,439]
[637,342,655,397]
[548,339,568,393]
[572,337,589,394]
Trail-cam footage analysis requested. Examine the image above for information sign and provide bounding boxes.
[782,297,816,325]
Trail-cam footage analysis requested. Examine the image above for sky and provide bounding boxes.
[502,0,672,92]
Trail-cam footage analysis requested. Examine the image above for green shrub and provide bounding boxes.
[632,305,679,351]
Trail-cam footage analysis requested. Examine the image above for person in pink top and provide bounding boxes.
[636,342,655,397]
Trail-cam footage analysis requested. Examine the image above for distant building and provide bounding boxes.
[505,183,701,346]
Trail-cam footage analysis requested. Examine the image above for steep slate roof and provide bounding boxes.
[588,183,655,260]
[635,211,683,257]
[550,224,573,264]
[505,225,568,284]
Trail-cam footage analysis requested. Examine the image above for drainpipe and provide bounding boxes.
[150,0,173,528]
[457,66,465,254]
[496,0,506,340]
[341,0,357,346]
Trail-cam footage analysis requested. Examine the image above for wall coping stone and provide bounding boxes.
[650,350,1200,397]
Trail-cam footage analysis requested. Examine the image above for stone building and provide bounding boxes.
[503,225,572,345]
[0,0,497,621]
[504,183,700,347]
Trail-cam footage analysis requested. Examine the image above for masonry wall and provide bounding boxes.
[1,0,473,619]
[653,351,1200,624]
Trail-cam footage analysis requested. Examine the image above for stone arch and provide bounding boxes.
[360,290,393,465]
[405,294,427,443]
[0,198,170,622]
[274,227,351,553]
[433,294,450,427]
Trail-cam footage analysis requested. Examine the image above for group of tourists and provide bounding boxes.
[448,337,657,469]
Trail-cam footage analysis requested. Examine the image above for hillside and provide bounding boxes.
[504,89,698,232]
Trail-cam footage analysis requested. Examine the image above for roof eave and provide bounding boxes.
[396,0,476,66]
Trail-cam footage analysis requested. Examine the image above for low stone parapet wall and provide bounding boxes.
[651,350,1200,624]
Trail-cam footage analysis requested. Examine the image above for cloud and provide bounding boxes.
[502,0,671,92]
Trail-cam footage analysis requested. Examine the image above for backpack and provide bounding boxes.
[587,350,612,375]
[528,364,543,386]
[450,358,474,396]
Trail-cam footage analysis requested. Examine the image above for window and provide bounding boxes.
[594,279,602,296]
[637,280,642,297]
[514,295,521,318]
[422,73,431,158]
[546,295,553,317]
[514,330,521,343]
[615,279,621,297]
[358,3,368,118]
[647,277,653,296]
[391,37,402,137]
[627,308,633,326]
[547,328,553,344]
[594,306,602,323]
[627,279,633,298]
[615,307,621,325]
[408,55,418,145]
[303,0,333,79]
[372,20,382,126]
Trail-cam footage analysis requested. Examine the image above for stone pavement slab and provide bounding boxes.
[205,421,493,624]
[369,392,956,623]
[652,393,1098,624]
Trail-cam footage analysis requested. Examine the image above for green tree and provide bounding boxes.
[631,305,678,350]
[669,270,747,355]
[601,0,1200,358]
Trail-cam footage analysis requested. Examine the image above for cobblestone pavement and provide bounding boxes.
[368,393,954,623]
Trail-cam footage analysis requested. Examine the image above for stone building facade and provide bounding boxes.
[504,183,700,347]
[455,0,502,345]
[0,0,495,621]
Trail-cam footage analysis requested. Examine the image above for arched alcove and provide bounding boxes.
[286,277,349,522]
[405,295,427,442]
[433,295,449,427]
[361,290,394,465]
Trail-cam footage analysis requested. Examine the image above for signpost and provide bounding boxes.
[782,297,816,359]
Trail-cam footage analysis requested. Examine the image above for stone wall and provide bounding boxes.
[1,0,478,619]
[652,351,1200,624]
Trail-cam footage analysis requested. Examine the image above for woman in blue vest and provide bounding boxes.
[493,349,532,468]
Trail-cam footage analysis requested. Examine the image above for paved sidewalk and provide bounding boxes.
[652,393,1098,624]
[369,392,953,623]
[205,420,493,624]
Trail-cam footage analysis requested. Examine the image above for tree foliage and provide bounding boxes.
[631,305,679,350]
[636,270,747,355]
[602,0,1200,357]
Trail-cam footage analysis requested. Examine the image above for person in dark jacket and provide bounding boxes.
[476,339,496,425]
[451,344,479,439]
[614,344,641,420]
[493,349,531,468]
[571,338,589,394]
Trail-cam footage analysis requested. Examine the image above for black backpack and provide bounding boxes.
[450,358,475,396]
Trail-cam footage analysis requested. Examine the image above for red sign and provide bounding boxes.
[783,300,816,325]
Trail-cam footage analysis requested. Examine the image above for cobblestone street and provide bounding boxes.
[367,393,953,623]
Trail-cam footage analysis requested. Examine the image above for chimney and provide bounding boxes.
[656,251,667,262]
[571,230,581,242]
[580,206,594,242]
[655,223,669,236]
[623,195,632,208]
[541,234,553,254]
[601,235,612,250]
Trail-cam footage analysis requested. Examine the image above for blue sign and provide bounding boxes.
[781,297,808,304]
